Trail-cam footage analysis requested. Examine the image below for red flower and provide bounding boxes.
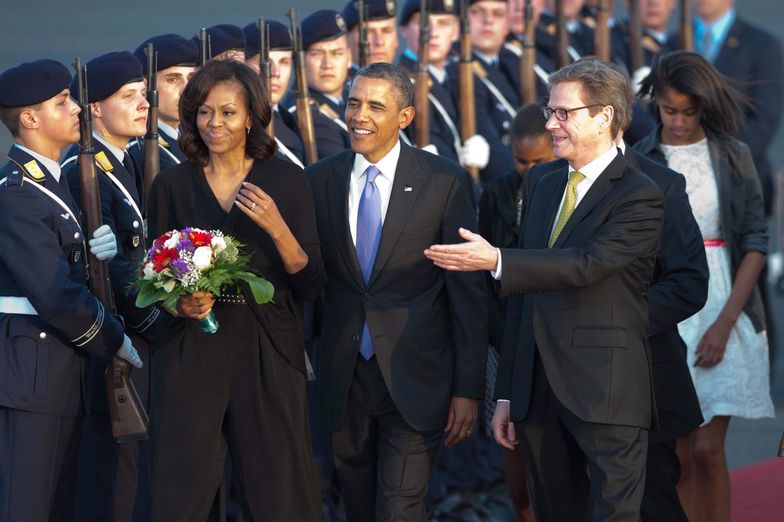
[151,247,179,272]
[190,230,212,247]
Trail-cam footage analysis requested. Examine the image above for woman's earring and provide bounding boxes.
[246,126,251,135]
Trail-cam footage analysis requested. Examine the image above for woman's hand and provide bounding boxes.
[236,182,285,238]
[694,317,733,367]
[177,291,215,320]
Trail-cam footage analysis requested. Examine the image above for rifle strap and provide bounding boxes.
[96,164,145,232]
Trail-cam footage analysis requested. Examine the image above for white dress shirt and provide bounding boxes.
[348,140,401,245]
[15,144,63,182]
[158,121,179,140]
[93,133,127,163]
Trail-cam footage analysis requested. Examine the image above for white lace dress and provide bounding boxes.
[661,138,774,424]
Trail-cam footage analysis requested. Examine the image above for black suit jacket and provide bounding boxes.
[495,152,664,428]
[307,143,488,432]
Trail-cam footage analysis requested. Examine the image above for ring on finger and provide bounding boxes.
[250,202,257,211]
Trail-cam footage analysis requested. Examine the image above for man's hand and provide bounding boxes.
[424,228,498,272]
[443,397,478,447]
[89,224,118,262]
[491,401,518,450]
[117,334,143,369]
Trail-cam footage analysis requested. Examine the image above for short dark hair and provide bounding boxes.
[638,51,747,139]
[0,105,33,137]
[351,62,414,109]
[548,59,629,137]
[511,103,550,141]
[178,60,275,166]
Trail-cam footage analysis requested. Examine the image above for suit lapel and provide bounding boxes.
[714,19,743,69]
[327,151,365,289]
[367,144,422,286]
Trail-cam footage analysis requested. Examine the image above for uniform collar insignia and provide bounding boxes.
[94,150,114,172]
[23,159,46,183]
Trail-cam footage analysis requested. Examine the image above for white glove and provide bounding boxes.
[421,144,439,156]
[767,252,783,286]
[117,334,143,369]
[459,134,490,169]
[632,66,652,96]
[89,224,118,261]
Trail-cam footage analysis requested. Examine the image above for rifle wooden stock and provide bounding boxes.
[458,0,479,183]
[288,9,318,165]
[357,0,369,68]
[554,0,570,69]
[628,0,645,72]
[258,18,274,136]
[679,0,693,51]
[413,0,430,148]
[142,43,160,201]
[74,59,149,443]
[520,0,537,105]
[594,0,612,61]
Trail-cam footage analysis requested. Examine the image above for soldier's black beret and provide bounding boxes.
[301,10,348,50]
[204,24,246,58]
[400,0,458,25]
[0,59,72,107]
[71,51,144,103]
[133,34,198,74]
[244,20,292,56]
[342,0,397,30]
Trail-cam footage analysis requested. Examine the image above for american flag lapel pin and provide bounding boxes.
[404,185,413,192]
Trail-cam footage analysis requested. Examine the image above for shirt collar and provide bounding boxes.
[403,48,448,80]
[158,121,179,140]
[695,8,735,55]
[647,29,668,45]
[569,144,618,183]
[14,143,62,182]
[93,133,127,163]
[324,93,343,106]
[474,50,499,67]
[617,139,627,154]
[352,140,401,184]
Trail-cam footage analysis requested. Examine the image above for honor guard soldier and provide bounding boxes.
[129,33,198,171]
[537,0,594,62]
[399,0,490,169]
[612,0,676,73]
[61,51,167,522]
[505,0,555,96]
[343,0,400,75]
[244,20,306,167]
[197,24,246,63]
[0,59,141,522]
[284,10,353,159]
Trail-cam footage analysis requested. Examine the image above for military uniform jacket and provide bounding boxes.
[611,22,675,71]
[273,107,306,166]
[502,35,554,100]
[0,146,124,416]
[283,89,352,160]
[536,12,595,64]
[62,141,165,342]
[128,125,185,173]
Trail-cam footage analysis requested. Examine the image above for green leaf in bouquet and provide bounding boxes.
[135,284,171,308]
[162,279,177,293]
[240,272,274,304]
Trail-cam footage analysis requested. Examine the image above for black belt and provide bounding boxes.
[215,293,247,305]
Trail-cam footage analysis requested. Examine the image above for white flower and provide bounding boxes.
[211,235,227,252]
[192,246,213,270]
[142,262,156,280]
[163,231,180,249]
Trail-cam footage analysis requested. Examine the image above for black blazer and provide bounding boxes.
[495,152,664,429]
[307,143,488,432]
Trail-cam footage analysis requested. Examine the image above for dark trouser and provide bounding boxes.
[74,335,151,522]
[0,408,81,522]
[640,439,688,522]
[332,356,442,522]
[515,353,648,522]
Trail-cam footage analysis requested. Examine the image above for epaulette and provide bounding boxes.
[642,35,661,54]
[5,168,23,186]
[94,151,114,173]
[471,61,488,79]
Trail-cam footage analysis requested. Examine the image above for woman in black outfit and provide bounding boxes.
[147,59,324,521]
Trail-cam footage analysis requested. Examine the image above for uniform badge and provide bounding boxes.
[73,249,81,264]
[159,136,171,148]
[386,0,396,15]
[132,235,140,248]
[336,13,347,33]
[94,151,114,172]
[546,23,556,36]
[727,36,739,48]
[444,0,454,12]
[23,160,46,182]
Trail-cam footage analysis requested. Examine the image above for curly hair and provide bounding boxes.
[178,60,275,166]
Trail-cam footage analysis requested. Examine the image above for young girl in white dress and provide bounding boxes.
[636,51,774,522]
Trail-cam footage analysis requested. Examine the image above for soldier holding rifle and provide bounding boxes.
[0,59,140,522]
[504,0,554,101]
[343,0,400,73]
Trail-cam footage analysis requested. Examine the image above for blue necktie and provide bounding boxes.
[356,165,382,359]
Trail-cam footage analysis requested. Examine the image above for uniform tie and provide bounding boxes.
[549,170,585,247]
[356,165,382,359]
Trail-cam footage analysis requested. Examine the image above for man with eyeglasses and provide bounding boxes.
[424,59,664,521]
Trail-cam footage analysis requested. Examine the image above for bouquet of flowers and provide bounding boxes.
[134,227,274,333]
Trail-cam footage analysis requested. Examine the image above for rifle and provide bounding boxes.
[413,0,430,148]
[287,9,318,165]
[356,0,369,68]
[679,0,693,51]
[627,0,644,72]
[198,28,212,66]
[520,0,537,104]
[142,43,160,201]
[593,0,611,61]
[73,59,150,443]
[778,431,784,457]
[458,0,479,183]
[258,17,274,136]
[554,0,570,69]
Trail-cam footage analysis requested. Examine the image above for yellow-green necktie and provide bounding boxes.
[549,170,585,247]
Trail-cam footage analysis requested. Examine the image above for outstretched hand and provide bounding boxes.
[424,228,498,272]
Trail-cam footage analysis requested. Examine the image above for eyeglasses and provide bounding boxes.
[542,104,605,122]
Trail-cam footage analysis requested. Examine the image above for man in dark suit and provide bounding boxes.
[307,62,487,521]
[425,59,664,521]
